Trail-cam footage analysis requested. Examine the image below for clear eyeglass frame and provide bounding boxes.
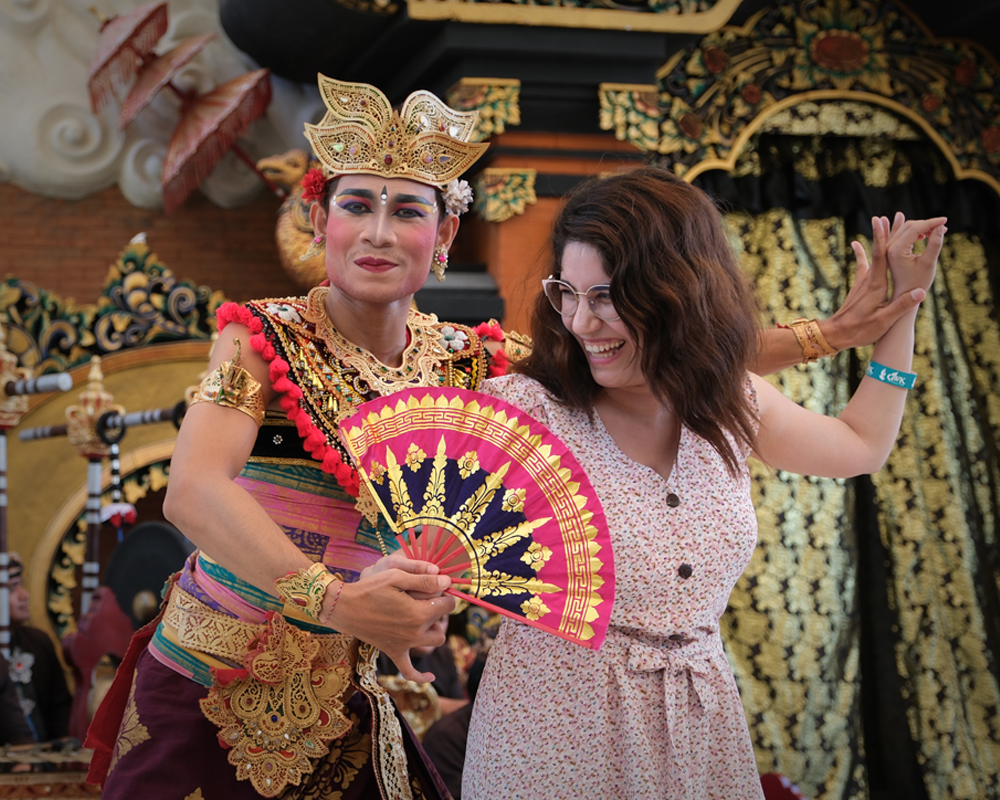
[541,277,620,322]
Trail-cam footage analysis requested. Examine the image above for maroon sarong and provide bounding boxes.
[88,646,450,799]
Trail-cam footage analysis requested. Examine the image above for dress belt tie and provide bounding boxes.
[627,639,711,753]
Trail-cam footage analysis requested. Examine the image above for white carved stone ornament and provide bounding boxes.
[0,0,319,211]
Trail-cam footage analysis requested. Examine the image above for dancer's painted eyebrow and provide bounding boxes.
[334,188,375,201]
[394,194,436,207]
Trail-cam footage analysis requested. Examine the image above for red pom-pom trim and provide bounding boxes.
[238,304,362,498]
[488,346,510,378]
[472,321,505,342]
[301,169,329,204]
[217,302,263,334]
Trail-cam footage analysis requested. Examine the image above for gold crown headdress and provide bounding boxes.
[304,76,489,188]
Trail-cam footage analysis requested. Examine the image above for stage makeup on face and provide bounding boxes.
[333,188,438,218]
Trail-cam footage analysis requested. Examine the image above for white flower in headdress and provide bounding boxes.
[442,179,474,216]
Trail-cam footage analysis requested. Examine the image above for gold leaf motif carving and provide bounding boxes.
[636,0,1000,193]
[446,78,522,142]
[473,169,537,223]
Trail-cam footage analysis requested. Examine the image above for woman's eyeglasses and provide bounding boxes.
[541,277,620,321]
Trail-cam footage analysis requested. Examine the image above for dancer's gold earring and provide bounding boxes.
[300,234,325,262]
[432,246,448,282]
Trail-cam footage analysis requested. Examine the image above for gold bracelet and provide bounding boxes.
[274,562,340,625]
[188,338,265,426]
[785,318,838,363]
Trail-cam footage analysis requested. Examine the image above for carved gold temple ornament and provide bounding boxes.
[65,358,123,461]
[46,459,172,639]
[473,168,538,223]
[446,78,522,142]
[0,325,30,430]
[598,0,1000,195]
[404,0,743,33]
[55,356,125,614]
[598,83,663,154]
[0,235,225,375]
[3,235,221,637]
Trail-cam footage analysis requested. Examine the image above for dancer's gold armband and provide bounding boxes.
[189,338,265,426]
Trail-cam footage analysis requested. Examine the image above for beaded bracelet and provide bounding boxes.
[274,562,339,625]
[318,578,344,626]
[865,360,917,390]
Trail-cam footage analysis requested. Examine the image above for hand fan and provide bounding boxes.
[340,386,614,649]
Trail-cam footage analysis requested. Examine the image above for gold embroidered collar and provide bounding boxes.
[301,286,451,397]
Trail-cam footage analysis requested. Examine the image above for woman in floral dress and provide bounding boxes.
[465,166,945,800]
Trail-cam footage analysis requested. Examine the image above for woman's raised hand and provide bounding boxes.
[878,212,947,303]
[823,214,942,352]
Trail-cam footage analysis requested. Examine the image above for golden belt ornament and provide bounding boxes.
[169,592,356,798]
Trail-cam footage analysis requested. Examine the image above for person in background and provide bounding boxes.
[420,651,487,800]
[6,552,71,742]
[377,616,468,717]
[0,656,34,747]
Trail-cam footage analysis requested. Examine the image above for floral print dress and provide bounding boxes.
[464,374,765,800]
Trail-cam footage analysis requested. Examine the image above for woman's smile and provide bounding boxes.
[581,338,626,361]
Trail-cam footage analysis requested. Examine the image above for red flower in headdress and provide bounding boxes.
[301,168,329,203]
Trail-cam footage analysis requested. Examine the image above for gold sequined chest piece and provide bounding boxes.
[302,287,452,399]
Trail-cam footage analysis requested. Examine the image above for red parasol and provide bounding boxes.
[161,68,273,215]
[341,387,616,649]
[87,2,169,113]
[118,33,217,129]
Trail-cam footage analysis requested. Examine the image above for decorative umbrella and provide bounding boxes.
[341,387,616,649]
[87,2,169,113]
[118,33,217,129]
[161,68,274,215]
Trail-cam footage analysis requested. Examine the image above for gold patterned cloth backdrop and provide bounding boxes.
[871,232,1000,800]
[723,210,1000,800]
[725,211,865,800]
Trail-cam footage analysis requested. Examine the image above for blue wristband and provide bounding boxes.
[866,361,916,390]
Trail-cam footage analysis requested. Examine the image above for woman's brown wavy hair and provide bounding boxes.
[514,165,761,476]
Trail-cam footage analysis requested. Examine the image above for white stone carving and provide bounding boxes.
[0,0,318,210]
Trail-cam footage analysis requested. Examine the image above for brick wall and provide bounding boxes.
[0,183,301,305]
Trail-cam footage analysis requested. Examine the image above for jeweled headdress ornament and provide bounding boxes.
[304,76,489,188]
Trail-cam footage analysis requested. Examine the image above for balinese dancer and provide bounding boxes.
[86,77,505,800]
